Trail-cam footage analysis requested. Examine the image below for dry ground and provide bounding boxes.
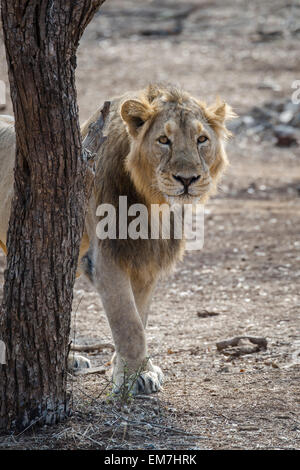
[0,0,299,450]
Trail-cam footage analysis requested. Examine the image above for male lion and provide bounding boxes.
[0,84,235,394]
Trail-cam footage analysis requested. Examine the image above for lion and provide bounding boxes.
[0,84,235,394]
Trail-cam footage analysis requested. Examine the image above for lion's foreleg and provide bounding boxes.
[94,251,147,372]
[131,277,157,328]
[91,249,163,394]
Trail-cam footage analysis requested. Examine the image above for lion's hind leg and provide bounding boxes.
[0,240,7,255]
[67,353,91,372]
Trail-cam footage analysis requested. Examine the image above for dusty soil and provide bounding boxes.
[0,0,299,450]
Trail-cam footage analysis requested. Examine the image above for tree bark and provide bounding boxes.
[0,0,106,432]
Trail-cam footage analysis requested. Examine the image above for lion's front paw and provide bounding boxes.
[67,354,91,372]
[132,366,164,395]
[112,360,164,396]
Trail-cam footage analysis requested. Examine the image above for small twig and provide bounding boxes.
[134,394,158,401]
[13,415,45,438]
[197,310,220,318]
[73,431,104,447]
[109,408,206,439]
[68,375,112,405]
[140,420,205,438]
[216,336,268,351]
[73,366,106,376]
[71,342,115,353]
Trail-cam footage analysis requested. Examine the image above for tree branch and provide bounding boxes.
[70,0,107,45]
[82,100,110,201]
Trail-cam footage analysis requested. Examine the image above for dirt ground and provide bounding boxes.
[0,0,299,450]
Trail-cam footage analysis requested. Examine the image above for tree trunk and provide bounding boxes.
[0,0,106,432]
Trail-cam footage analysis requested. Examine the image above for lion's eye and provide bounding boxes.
[198,135,208,144]
[158,135,171,145]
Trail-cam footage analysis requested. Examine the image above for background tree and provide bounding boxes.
[0,0,107,432]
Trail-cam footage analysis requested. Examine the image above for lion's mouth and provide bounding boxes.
[163,192,202,206]
[168,185,210,199]
[158,178,211,204]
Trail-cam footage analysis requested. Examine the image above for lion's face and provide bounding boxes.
[121,87,235,205]
[142,106,222,204]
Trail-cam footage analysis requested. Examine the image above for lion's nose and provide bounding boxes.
[173,174,200,189]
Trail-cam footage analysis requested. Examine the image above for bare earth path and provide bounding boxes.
[0,0,299,450]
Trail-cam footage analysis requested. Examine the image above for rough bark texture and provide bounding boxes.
[0,0,105,432]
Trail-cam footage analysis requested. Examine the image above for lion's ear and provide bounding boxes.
[205,99,237,138]
[208,99,237,124]
[120,99,153,137]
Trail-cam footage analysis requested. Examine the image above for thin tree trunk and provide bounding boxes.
[0,0,106,432]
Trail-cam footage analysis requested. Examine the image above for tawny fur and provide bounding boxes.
[0,84,235,393]
[79,84,235,282]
